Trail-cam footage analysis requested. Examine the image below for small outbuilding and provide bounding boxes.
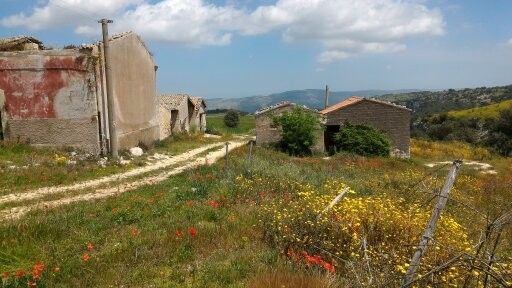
[158,94,195,139]
[321,96,411,157]
[255,102,325,153]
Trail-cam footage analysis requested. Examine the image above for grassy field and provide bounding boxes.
[0,134,227,194]
[0,141,130,193]
[153,132,230,155]
[1,139,511,287]
[447,99,512,119]
[206,114,255,135]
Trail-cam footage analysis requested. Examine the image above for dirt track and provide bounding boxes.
[0,140,247,221]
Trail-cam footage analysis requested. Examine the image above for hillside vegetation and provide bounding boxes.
[380,85,512,116]
[447,99,512,119]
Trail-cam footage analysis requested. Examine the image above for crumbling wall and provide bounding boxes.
[158,105,172,140]
[190,103,206,132]
[0,49,101,153]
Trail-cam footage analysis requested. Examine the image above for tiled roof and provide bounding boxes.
[255,102,295,115]
[159,94,190,110]
[0,36,43,51]
[320,96,363,114]
[255,101,319,115]
[320,96,411,114]
[190,96,206,110]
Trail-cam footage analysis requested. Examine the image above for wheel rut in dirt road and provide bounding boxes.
[0,141,247,221]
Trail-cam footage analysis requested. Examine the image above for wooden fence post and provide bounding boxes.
[402,160,463,287]
[248,140,254,162]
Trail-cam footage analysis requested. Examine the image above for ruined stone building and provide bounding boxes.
[158,94,194,139]
[255,102,325,153]
[190,96,207,132]
[321,96,411,157]
[0,32,159,154]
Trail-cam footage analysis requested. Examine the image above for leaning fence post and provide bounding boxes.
[402,160,463,287]
[248,140,255,162]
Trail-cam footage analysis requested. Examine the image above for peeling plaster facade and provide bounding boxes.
[0,33,159,154]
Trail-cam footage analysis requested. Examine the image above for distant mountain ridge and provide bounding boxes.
[206,89,420,113]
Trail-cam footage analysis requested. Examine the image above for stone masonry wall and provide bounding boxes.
[324,100,411,156]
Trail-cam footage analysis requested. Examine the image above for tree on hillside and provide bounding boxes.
[224,110,240,128]
[272,107,321,156]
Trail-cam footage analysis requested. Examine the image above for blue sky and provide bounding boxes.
[1,0,511,99]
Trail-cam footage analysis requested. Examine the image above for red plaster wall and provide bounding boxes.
[0,56,87,119]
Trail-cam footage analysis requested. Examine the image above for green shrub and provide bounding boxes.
[224,110,240,128]
[486,108,512,156]
[272,107,321,156]
[333,123,390,157]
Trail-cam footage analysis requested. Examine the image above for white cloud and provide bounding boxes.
[1,0,445,62]
[507,38,512,47]
[1,0,142,30]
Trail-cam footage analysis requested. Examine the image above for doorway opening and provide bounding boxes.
[324,125,340,154]
[170,110,178,134]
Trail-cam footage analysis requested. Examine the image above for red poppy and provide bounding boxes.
[207,200,220,208]
[15,270,25,278]
[175,229,182,238]
[86,242,95,251]
[130,228,140,237]
[185,200,194,207]
[188,227,198,237]
[31,262,45,280]
[81,253,90,262]
[1,271,9,279]
[323,262,335,273]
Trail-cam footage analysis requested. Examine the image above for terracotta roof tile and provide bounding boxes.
[320,96,363,114]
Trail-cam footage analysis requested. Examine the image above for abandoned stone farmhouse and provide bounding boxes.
[255,97,411,157]
[158,94,207,140]
[255,102,325,153]
[0,32,159,155]
[321,96,411,157]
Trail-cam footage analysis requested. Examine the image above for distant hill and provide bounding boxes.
[379,85,512,116]
[206,89,420,113]
[447,99,512,119]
